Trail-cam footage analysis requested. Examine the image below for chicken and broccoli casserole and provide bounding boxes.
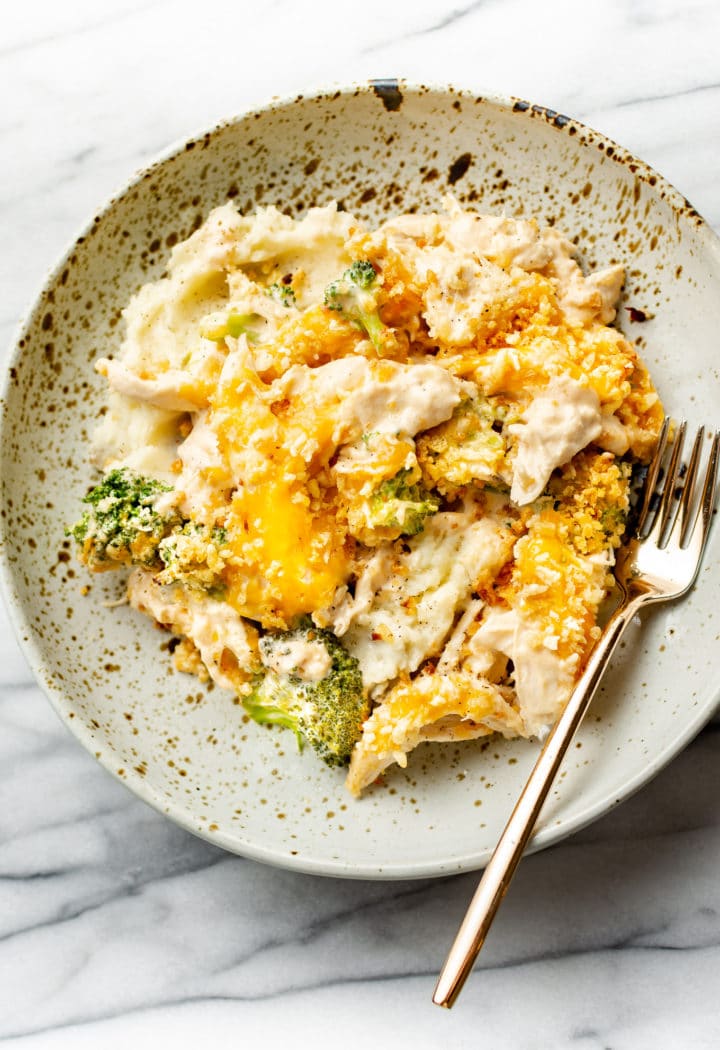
[70,196,663,796]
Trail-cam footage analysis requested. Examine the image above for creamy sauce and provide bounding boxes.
[127,569,257,693]
[81,195,662,795]
[91,391,180,480]
[318,545,396,637]
[469,606,576,737]
[379,195,626,328]
[344,511,513,692]
[509,376,603,505]
[422,250,520,346]
[276,356,468,446]
[260,637,331,682]
[173,412,232,520]
[97,358,204,413]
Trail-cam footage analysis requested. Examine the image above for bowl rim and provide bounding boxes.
[2,78,719,879]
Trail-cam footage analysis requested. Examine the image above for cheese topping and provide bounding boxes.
[77,195,664,796]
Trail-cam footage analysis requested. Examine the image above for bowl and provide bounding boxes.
[2,81,719,878]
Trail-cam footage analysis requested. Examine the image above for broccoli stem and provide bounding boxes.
[358,307,388,353]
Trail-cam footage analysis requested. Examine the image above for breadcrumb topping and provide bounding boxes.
[77,196,663,796]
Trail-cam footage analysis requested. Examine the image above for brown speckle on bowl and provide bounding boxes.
[448,152,473,185]
[371,78,403,112]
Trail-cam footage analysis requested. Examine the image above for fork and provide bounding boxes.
[433,418,719,1009]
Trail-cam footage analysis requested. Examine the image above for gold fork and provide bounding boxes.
[433,418,719,1009]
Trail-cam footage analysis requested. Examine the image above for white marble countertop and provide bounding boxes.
[2,1,720,1046]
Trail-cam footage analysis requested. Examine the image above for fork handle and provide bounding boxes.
[432,593,646,1008]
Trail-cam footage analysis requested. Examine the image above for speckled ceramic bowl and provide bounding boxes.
[2,82,719,879]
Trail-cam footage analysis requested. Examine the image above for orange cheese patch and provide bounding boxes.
[209,356,350,627]
[224,480,348,626]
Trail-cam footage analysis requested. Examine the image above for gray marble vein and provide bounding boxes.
[359,0,490,52]
[1,0,720,1046]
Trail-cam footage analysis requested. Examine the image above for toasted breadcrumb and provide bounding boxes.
[79,197,663,796]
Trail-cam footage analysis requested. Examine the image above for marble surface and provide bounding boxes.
[2,0,720,1045]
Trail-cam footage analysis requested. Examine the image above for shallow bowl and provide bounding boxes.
[2,81,719,878]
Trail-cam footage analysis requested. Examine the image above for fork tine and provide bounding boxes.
[637,415,670,536]
[692,429,720,548]
[679,429,719,596]
[648,419,686,542]
[670,425,704,547]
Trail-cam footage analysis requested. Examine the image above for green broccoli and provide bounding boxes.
[600,505,627,536]
[323,260,392,353]
[416,397,508,496]
[267,282,297,308]
[156,522,228,591]
[367,468,440,536]
[243,622,369,767]
[200,310,262,342]
[69,468,179,571]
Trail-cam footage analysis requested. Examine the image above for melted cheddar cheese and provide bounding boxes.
[85,195,663,796]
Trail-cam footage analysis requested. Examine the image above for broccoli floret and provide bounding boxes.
[69,469,178,571]
[341,259,377,289]
[267,282,297,308]
[157,522,228,591]
[243,623,369,767]
[599,505,627,536]
[417,397,508,496]
[200,310,262,342]
[367,468,440,536]
[323,260,392,353]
